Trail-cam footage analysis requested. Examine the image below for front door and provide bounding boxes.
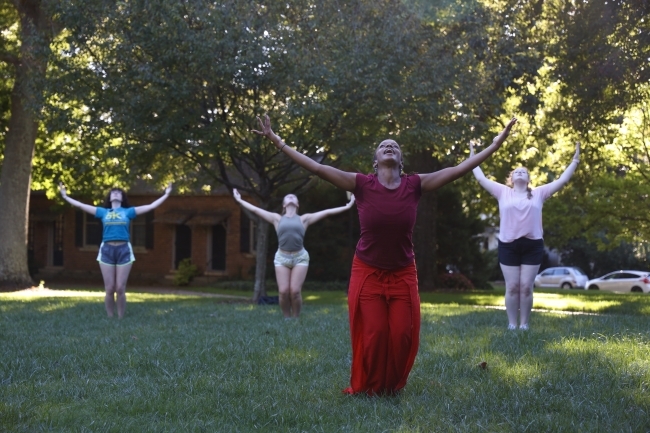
[175,225,192,268]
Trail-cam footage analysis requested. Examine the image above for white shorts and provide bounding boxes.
[274,249,310,269]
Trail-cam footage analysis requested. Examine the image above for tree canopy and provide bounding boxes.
[1,0,649,288]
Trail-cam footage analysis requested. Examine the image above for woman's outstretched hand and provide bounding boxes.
[346,194,356,208]
[251,114,275,138]
[164,182,173,195]
[573,141,581,163]
[469,141,476,157]
[232,188,242,202]
[494,117,517,142]
[59,182,67,198]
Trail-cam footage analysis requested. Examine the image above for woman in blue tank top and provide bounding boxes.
[59,182,172,318]
[233,189,355,318]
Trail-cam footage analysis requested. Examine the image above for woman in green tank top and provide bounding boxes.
[233,189,355,318]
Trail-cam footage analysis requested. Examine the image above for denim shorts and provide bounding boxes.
[97,242,135,266]
[498,237,544,266]
[273,249,310,269]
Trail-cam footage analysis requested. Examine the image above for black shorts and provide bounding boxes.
[498,237,544,266]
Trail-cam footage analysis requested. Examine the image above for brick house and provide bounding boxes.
[28,190,257,283]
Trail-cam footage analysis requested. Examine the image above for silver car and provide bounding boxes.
[585,270,650,293]
[534,266,588,289]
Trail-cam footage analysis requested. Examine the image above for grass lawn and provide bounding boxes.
[1,285,650,432]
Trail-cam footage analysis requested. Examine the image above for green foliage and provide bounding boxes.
[2,0,647,285]
[560,237,650,279]
[435,183,494,287]
[173,258,199,286]
[544,0,650,129]
[1,291,650,431]
[456,0,650,256]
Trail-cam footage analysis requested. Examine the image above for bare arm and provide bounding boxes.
[134,183,172,215]
[59,183,97,215]
[252,115,357,191]
[469,142,506,193]
[543,142,581,196]
[301,195,355,228]
[232,188,281,227]
[418,117,517,192]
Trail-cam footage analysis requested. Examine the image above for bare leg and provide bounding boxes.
[114,264,133,319]
[275,266,292,318]
[289,265,309,318]
[99,263,117,317]
[500,264,521,328]
[518,264,540,328]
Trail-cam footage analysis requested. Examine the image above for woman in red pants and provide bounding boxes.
[253,115,517,395]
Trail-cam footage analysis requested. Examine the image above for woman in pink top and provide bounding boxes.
[470,142,580,330]
[253,114,516,395]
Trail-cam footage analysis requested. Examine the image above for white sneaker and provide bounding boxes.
[519,324,529,331]
[507,324,517,330]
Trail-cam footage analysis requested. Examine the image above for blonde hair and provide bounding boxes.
[506,168,532,199]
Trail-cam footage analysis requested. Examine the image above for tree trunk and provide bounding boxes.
[251,218,270,302]
[411,150,440,291]
[0,2,50,289]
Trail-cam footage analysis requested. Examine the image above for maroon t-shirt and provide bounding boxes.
[354,173,422,270]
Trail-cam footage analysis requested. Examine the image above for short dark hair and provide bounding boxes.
[102,188,131,208]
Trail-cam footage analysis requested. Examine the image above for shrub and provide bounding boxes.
[174,258,199,286]
[438,273,475,291]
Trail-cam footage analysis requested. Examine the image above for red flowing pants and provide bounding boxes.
[343,256,420,396]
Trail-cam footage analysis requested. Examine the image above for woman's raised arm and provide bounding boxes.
[134,183,172,215]
[232,188,281,227]
[544,142,581,196]
[418,117,517,192]
[301,195,355,228]
[252,115,357,192]
[59,183,97,215]
[469,142,505,194]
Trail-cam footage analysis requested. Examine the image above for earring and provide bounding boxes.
[374,166,378,173]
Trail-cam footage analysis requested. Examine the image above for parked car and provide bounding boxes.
[585,270,650,293]
[534,266,588,289]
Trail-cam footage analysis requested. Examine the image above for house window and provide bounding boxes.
[239,212,256,254]
[77,212,102,247]
[131,212,154,249]
[210,224,227,271]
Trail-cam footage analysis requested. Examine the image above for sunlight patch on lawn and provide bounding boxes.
[34,300,90,313]
[533,293,623,312]
[419,303,477,318]
[490,355,546,385]
[2,288,105,299]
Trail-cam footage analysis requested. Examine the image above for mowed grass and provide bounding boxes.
[1,288,650,432]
